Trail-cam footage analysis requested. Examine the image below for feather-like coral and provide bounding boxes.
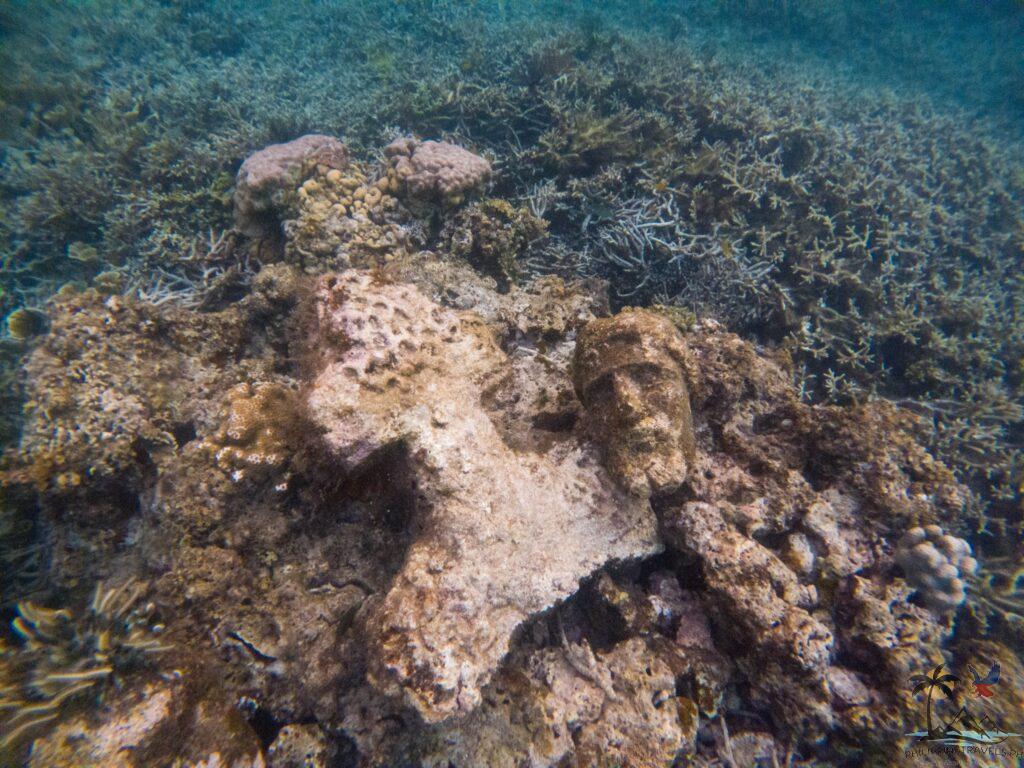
[0,580,168,756]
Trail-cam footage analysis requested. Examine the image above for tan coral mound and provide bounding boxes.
[385,137,491,204]
[234,134,349,236]
[305,271,661,722]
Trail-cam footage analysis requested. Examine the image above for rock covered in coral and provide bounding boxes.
[664,501,835,732]
[26,676,265,768]
[7,291,245,494]
[266,723,335,768]
[1,191,996,768]
[305,271,660,722]
[6,294,279,495]
[574,308,695,496]
[895,525,977,615]
[0,265,302,587]
[341,634,696,768]
[652,321,969,745]
[442,198,546,290]
[384,137,491,204]
[235,134,349,236]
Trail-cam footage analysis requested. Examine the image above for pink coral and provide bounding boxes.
[384,137,490,203]
[234,134,349,235]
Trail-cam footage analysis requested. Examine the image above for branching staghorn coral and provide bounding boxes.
[0,579,169,755]
[367,24,1023,514]
[2,2,1022,516]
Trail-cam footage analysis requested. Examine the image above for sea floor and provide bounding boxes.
[1,2,1022,766]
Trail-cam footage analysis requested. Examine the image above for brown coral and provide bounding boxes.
[202,382,299,483]
[284,162,410,270]
[443,198,547,290]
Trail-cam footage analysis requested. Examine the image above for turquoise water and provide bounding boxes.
[1,2,1022,766]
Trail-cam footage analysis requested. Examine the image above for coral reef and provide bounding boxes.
[2,213,1001,765]
[202,382,301,484]
[536,106,646,174]
[4,284,282,494]
[1,1,1021,533]
[1,3,1022,760]
[282,160,409,270]
[368,21,1024,519]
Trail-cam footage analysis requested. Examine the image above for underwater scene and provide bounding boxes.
[1,1,1023,766]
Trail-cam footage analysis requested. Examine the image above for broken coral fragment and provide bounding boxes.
[305,271,660,722]
[574,308,695,496]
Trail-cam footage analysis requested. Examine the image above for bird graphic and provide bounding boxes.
[966,663,1001,698]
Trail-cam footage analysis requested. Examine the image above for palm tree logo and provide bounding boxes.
[910,664,959,739]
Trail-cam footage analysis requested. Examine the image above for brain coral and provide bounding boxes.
[384,137,491,204]
[234,134,349,236]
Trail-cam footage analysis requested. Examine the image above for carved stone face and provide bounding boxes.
[574,310,695,496]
